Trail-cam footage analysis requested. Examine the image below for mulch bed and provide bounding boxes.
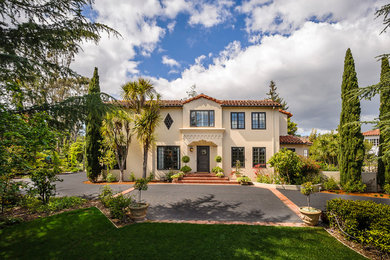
[326,228,387,260]
[321,190,390,199]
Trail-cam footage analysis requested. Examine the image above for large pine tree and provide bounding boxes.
[338,48,365,186]
[266,81,297,135]
[85,67,103,182]
[378,57,390,187]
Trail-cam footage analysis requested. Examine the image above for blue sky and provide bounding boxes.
[73,0,390,135]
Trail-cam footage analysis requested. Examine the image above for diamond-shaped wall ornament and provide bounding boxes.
[164,113,173,129]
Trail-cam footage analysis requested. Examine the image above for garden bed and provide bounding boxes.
[253,182,322,191]
[321,190,390,199]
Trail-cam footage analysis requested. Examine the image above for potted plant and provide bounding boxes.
[299,182,322,226]
[171,172,184,183]
[237,175,252,185]
[129,176,151,222]
[180,156,192,174]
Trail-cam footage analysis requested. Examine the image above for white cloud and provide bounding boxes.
[167,21,176,33]
[189,0,235,27]
[151,7,390,131]
[162,55,180,67]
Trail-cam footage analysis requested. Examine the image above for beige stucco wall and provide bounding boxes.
[280,144,310,157]
[279,114,288,136]
[118,97,287,181]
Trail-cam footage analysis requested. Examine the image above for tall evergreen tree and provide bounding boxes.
[378,57,390,187]
[85,68,103,182]
[266,80,298,135]
[338,48,365,186]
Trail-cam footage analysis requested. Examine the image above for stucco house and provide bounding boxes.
[363,129,380,155]
[116,94,311,181]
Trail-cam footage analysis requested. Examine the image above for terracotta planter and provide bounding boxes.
[172,178,179,183]
[129,203,149,222]
[299,207,322,226]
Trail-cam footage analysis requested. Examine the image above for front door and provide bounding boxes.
[197,146,210,172]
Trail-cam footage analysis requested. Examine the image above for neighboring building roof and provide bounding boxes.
[278,109,293,117]
[363,129,380,136]
[280,135,312,145]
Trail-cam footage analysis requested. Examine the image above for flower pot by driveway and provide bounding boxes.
[299,207,322,226]
[129,203,149,222]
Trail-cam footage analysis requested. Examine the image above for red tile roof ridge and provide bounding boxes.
[278,109,293,117]
[363,129,380,136]
[280,135,312,145]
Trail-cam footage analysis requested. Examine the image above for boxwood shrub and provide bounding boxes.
[327,198,390,255]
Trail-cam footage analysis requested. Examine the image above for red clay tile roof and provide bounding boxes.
[117,94,287,109]
[363,129,380,136]
[280,135,312,145]
[279,109,293,117]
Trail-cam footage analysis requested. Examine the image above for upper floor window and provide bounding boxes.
[231,112,245,129]
[252,112,266,129]
[190,110,214,127]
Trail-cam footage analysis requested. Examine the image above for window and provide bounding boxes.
[164,113,174,129]
[231,112,245,129]
[252,112,266,129]
[190,110,214,127]
[157,146,180,170]
[231,147,245,167]
[287,148,296,152]
[253,147,266,167]
[304,149,308,157]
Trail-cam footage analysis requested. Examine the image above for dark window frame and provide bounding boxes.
[287,148,296,152]
[157,146,181,170]
[190,110,215,127]
[252,147,266,168]
[231,147,245,167]
[231,112,245,129]
[251,112,266,130]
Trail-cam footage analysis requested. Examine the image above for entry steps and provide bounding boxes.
[178,173,239,185]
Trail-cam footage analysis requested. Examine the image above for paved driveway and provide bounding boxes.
[279,189,390,211]
[20,172,132,199]
[129,184,302,223]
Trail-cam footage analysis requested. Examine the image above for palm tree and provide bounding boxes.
[122,78,156,114]
[101,109,132,182]
[134,95,161,178]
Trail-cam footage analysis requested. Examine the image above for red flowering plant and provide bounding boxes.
[253,164,272,183]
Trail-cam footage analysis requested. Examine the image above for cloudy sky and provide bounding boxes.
[73,0,390,135]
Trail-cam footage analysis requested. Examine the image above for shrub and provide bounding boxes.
[182,156,190,163]
[180,165,192,173]
[215,173,224,178]
[237,175,252,185]
[300,156,320,176]
[300,182,316,209]
[107,194,132,221]
[342,180,366,193]
[47,197,86,212]
[319,162,339,171]
[384,184,390,194]
[171,172,184,179]
[212,166,224,174]
[215,155,222,163]
[256,174,272,184]
[134,176,152,204]
[99,185,113,207]
[29,167,63,204]
[268,149,303,184]
[323,177,340,190]
[0,179,24,213]
[129,172,136,182]
[106,173,117,183]
[163,171,175,182]
[327,198,390,254]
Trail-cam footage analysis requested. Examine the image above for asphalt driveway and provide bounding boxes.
[279,189,390,212]
[129,184,302,223]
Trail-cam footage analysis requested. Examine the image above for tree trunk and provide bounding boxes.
[143,142,148,178]
[119,169,124,183]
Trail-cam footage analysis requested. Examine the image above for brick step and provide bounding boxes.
[178,180,239,184]
[185,173,215,177]
[182,176,229,181]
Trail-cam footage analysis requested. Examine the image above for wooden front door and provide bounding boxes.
[197,146,210,172]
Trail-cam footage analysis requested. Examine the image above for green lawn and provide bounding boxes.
[0,207,364,260]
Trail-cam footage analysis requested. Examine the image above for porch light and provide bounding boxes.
[189,146,194,152]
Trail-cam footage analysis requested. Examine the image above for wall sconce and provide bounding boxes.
[189,146,194,152]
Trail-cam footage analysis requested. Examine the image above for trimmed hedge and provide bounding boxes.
[327,198,390,254]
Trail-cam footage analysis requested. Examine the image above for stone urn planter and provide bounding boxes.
[299,207,322,226]
[129,203,149,222]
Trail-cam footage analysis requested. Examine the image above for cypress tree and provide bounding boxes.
[378,57,390,187]
[338,49,365,186]
[85,67,103,182]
